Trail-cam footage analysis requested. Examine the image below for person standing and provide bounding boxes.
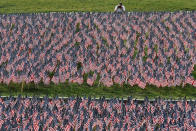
[114,2,125,13]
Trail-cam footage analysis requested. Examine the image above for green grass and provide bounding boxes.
[0,0,195,14]
[0,81,196,100]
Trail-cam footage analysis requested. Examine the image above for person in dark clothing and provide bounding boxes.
[114,2,125,13]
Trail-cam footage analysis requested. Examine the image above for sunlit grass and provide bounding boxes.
[0,0,195,14]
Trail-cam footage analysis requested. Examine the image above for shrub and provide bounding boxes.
[94,24,99,31]
[76,23,80,33]
[102,37,109,47]
[166,26,170,31]
[77,62,82,70]
[75,42,80,47]
[136,31,140,40]
[154,44,158,54]
[145,32,149,39]
[133,47,138,59]
[51,32,54,37]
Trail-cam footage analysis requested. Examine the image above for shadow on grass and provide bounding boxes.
[0,80,195,99]
[0,65,195,99]
[182,8,195,11]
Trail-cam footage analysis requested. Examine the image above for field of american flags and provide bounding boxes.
[0,1,196,129]
[0,95,196,130]
[0,11,195,99]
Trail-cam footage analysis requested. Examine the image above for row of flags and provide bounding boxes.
[0,96,195,130]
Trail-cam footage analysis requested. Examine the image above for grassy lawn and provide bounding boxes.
[0,81,196,100]
[0,0,195,14]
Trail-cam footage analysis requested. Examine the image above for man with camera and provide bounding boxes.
[114,2,126,13]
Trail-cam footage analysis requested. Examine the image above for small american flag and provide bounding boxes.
[0,120,4,129]
[86,74,94,85]
[33,121,39,131]
[69,99,76,109]
[44,116,53,129]
[138,81,146,89]
[64,124,71,131]
[103,101,108,109]
[84,118,91,129]
[114,102,121,111]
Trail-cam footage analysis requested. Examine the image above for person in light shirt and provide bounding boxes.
[114,2,125,13]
